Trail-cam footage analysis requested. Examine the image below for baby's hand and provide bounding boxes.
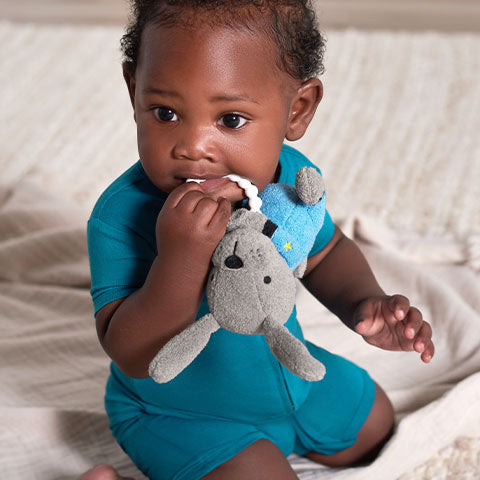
[353,295,435,363]
[155,182,231,262]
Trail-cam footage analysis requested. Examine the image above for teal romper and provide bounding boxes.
[87,145,375,480]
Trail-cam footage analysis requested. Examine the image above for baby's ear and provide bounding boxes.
[285,78,323,141]
[122,61,137,116]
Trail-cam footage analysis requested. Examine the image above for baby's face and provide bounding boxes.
[126,23,301,202]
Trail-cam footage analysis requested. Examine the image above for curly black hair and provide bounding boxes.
[120,0,326,81]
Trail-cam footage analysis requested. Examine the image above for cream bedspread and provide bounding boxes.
[1,181,479,479]
[1,21,479,479]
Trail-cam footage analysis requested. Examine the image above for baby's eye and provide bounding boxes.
[154,107,178,123]
[219,114,248,129]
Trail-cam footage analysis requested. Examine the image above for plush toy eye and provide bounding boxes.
[264,276,271,284]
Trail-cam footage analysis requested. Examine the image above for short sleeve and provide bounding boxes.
[278,144,336,258]
[87,217,156,314]
[308,209,335,257]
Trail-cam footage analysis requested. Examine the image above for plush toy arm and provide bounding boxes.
[149,314,220,384]
[293,258,308,279]
[262,316,326,382]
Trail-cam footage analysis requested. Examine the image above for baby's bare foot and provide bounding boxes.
[76,464,135,480]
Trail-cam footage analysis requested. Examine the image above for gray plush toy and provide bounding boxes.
[149,167,327,384]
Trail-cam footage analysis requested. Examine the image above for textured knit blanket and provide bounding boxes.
[1,21,479,479]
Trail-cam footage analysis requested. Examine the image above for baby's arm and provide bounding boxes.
[302,225,435,363]
[95,182,231,378]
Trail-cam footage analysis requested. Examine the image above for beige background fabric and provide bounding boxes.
[1,180,479,479]
[0,21,479,479]
[2,0,480,31]
[2,22,478,237]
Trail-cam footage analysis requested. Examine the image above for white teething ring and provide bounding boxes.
[186,175,262,212]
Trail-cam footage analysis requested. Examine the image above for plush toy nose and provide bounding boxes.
[225,254,243,269]
[225,241,243,269]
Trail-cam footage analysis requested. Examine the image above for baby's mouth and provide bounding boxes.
[186,177,230,193]
[186,175,262,212]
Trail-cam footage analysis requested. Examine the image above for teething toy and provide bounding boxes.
[186,175,262,212]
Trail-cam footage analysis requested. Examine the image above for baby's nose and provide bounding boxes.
[172,125,216,161]
[225,254,243,269]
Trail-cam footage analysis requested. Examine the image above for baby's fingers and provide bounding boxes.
[420,340,435,363]
[207,197,232,230]
[403,306,424,340]
[402,308,435,361]
[165,181,203,209]
[412,321,433,352]
[387,294,410,322]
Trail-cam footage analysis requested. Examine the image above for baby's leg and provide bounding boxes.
[293,343,394,468]
[76,464,134,480]
[305,382,394,467]
[112,408,301,480]
[201,439,298,480]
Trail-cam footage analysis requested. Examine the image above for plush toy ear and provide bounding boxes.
[295,167,325,205]
[226,209,270,233]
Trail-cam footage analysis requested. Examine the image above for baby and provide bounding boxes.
[82,1,435,479]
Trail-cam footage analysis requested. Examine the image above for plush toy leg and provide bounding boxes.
[149,314,220,384]
[262,317,326,382]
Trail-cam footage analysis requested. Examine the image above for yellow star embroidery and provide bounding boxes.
[283,242,292,251]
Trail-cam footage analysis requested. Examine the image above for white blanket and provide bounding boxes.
[1,180,479,479]
[1,21,479,479]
